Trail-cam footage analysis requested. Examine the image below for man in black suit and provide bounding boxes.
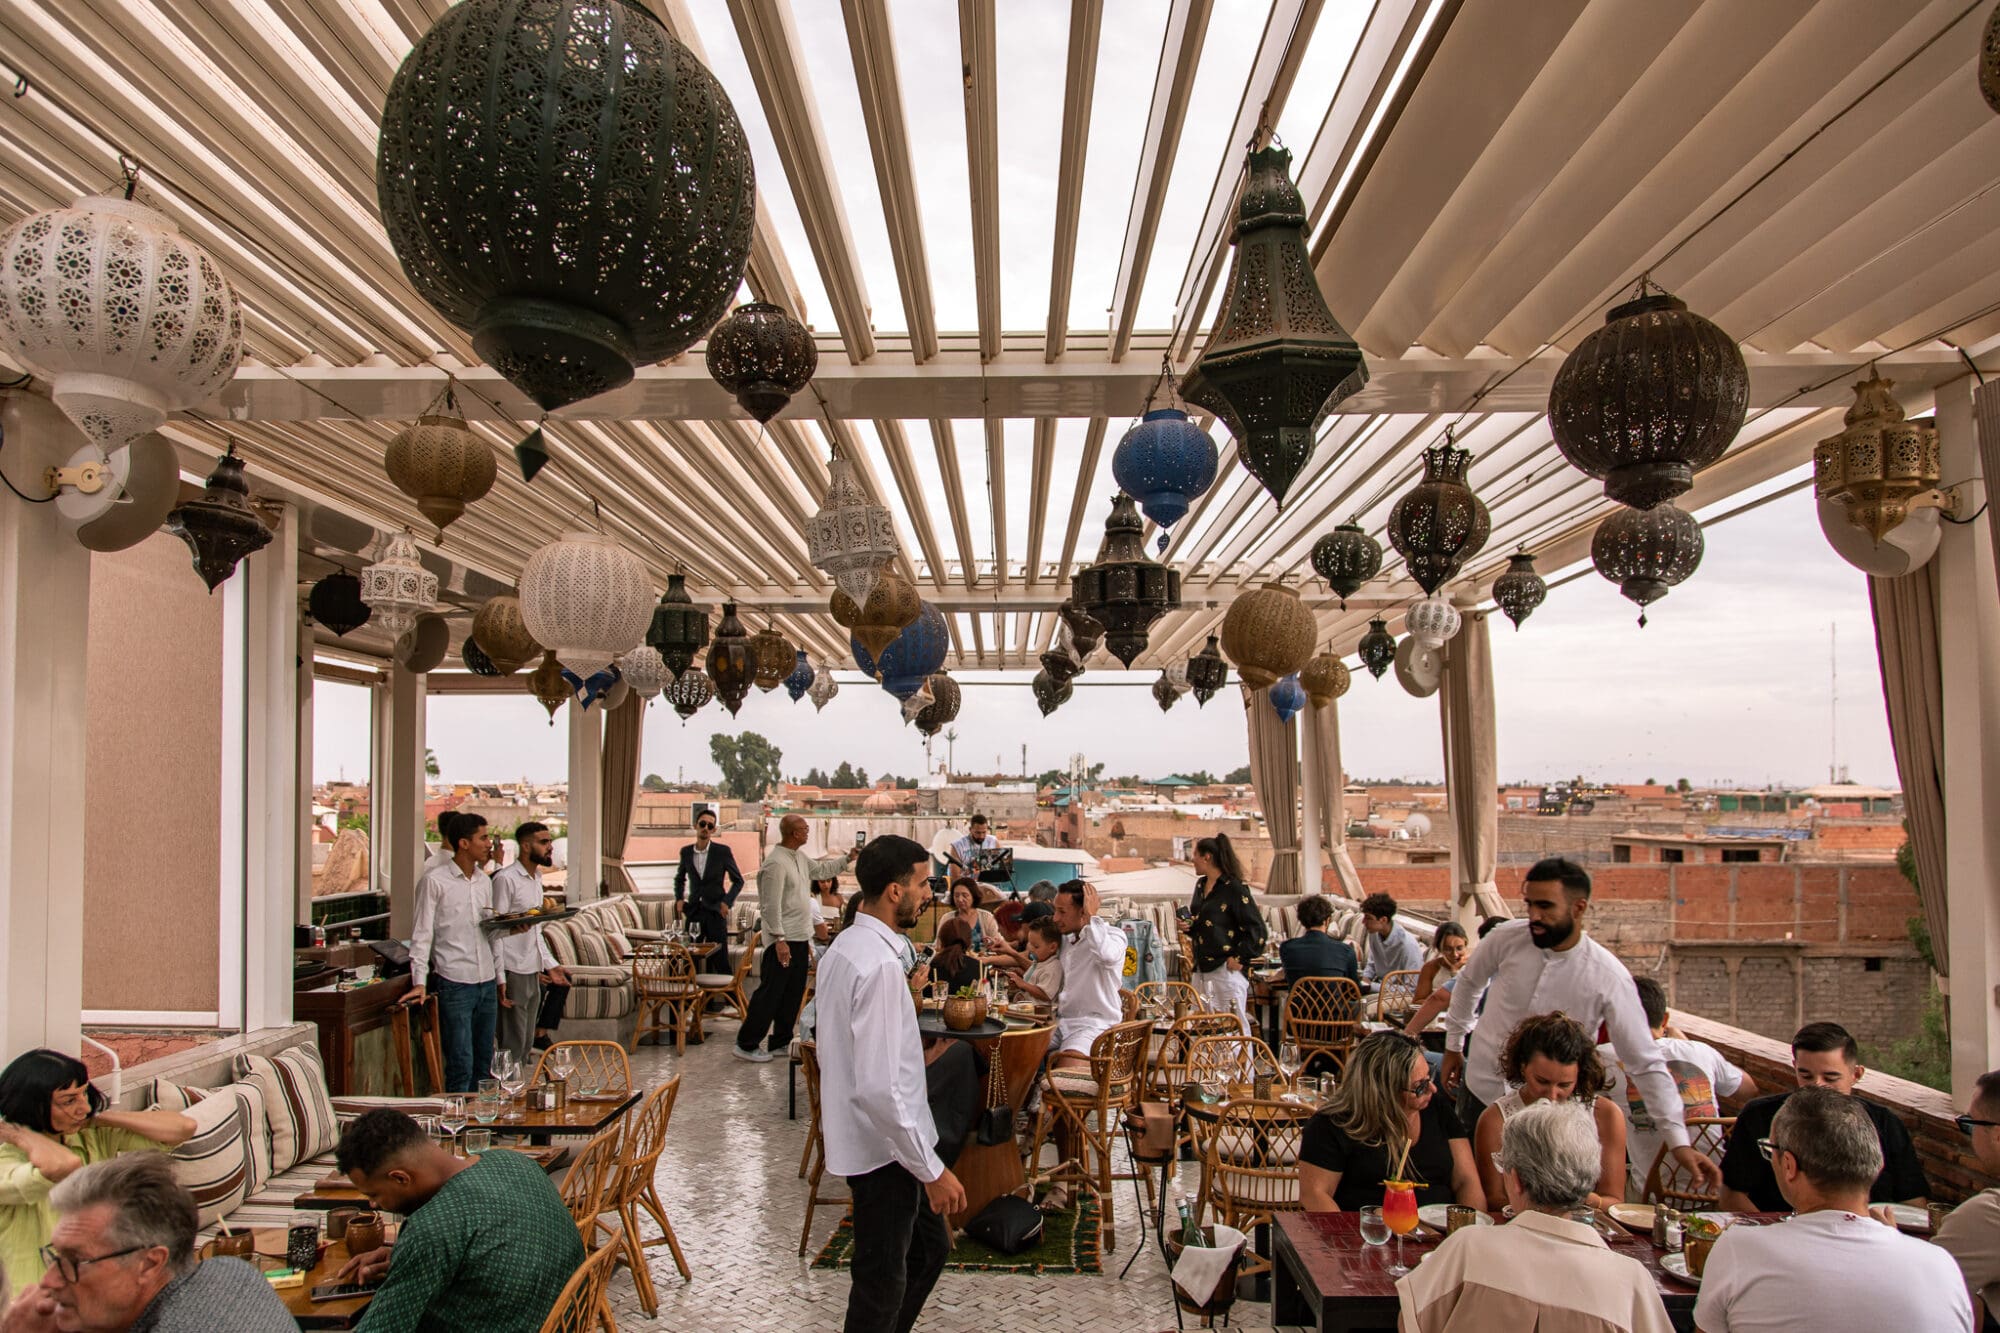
[674,811,744,976]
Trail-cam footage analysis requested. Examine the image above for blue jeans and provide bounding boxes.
[433,975,497,1094]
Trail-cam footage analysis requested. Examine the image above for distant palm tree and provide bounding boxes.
[944,728,957,774]
[424,747,440,778]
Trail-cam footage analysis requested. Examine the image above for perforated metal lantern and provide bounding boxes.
[1058,599,1105,658]
[806,452,898,609]
[831,567,922,664]
[1812,376,1941,545]
[1152,672,1180,713]
[1357,617,1397,679]
[307,571,371,637]
[749,623,794,692]
[472,593,540,675]
[165,448,272,591]
[1310,522,1382,608]
[783,650,815,703]
[1268,674,1306,724]
[377,0,755,414]
[1405,596,1462,651]
[461,635,501,676]
[900,676,935,726]
[617,644,671,699]
[1549,290,1748,509]
[1220,582,1316,692]
[1985,2,2000,113]
[915,673,960,737]
[359,529,437,639]
[528,650,569,722]
[852,601,949,701]
[666,666,713,720]
[1492,550,1547,630]
[645,573,710,679]
[1039,633,1083,687]
[706,603,756,716]
[1592,502,1704,626]
[1072,493,1182,667]
[1185,634,1228,706]
[808,659,839,711]
[519,530,654,678]
[1182,146,1368,508]
[1300,651,1351,710]
[1389,440,1486,595]
[704,301,816,422]
[1112,408,1219,539]
[383,399,496,541]
[1032,669,1073,717]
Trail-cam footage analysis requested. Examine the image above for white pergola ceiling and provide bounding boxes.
[1,0,1995,672]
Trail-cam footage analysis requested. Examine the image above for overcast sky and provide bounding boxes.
[312,464,1894,792]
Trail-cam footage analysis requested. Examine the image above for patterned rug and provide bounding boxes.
[811,1194,1104,1275]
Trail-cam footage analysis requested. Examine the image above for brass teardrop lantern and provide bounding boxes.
[1300,651,1351,710]
[528,650,569,723]
[706,603,756,716]
[830,567,921,664]
[749,621,794,692]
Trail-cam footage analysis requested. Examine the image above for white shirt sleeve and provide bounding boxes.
[1443,929,1502,1053]
[410,873,440,991]
[1709,1047,1747,1099]
[1605,990,1691,1151]
[849,962,946,1183]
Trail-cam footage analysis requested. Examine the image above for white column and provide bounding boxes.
[386,664,428,936]
[0,396,91,1055]
[370,677,390,896]
[242,507,300,1031]
[1298,707,1325,895]
[296,650,315,927]
[1936,378,2000,1096]
[567,701,603,901]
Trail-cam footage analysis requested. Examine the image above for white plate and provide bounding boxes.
[1417,1204,1493,1229]
[1659,1253,1701,1285]
[1607,1203,1654,1231]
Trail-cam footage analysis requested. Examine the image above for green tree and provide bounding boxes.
[802,766,832,787]
[830,761,869,788]
[709,732,784,801]
[1675,777,1692,793]
[1224,765,1252,784]
[336,813,370,833]
[1180,770,1217,785]
[424,747,440,778]
[641,773,669,793]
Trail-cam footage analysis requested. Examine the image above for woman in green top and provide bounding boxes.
[0,1049,194,1294]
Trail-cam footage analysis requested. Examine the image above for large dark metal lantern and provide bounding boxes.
[704,301,816,422]
[914,672,960,737]
[1072,493,1182,667]
[1592,502,1704,626]
[706,603,756,716]
[1388,439,1486,595]
[666,667,713,721]
[377,0,756,415]
[1112,408,1218,542]
[1492,549,1548,630]
[646,573,711,679]
[1549,290,1748,509]
[1181,146,1368,508]
[1058,599,1104,659]
[166,447,272,591]
[461,636,502,676]
[1357,617,1397,679]
[307,571,371,637]
[1031,669,1072,717]
[783,650,815,703]
[1310,522,1382,608]
[1185,635,1228,706]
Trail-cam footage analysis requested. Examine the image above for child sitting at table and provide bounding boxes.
[1002,918,1065,1003]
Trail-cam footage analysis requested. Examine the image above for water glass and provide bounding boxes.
[477,1077,500,1100]
[1358,1206,1390,1247]
[463,1128,492,1156]
[473,1093,500,1125]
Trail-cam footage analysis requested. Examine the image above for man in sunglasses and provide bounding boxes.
[674,810,744,977]
[1933,1069,2000,1326]
[2,1153,293,1332]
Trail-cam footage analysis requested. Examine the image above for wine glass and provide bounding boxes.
[1382,1180,1420,1275]
[549,1051,575,1094]
[1358,1205,1391,1249]
[438,1096,468,1156]
[1280,1041,1302,1084]
[490,1050,517,1086]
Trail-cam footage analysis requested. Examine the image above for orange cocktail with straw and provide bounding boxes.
[1382,1180,1419,1274]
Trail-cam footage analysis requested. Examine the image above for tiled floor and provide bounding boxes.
[605,1015,1298,1332]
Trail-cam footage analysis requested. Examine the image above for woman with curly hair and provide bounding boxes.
[1300,1031,1484,1213]
[1473,1012,1628,1210]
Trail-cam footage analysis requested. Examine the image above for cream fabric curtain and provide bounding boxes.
[1303,699,1365,899]
[1441,612,1508,925]
[600,691,645,896]
[1870,565,1949,974]
[1245,684,1302,896]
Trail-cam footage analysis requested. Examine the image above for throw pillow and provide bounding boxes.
[234,1043,339,1174]
[150,1078,271,1196]
[148,1091,251,1227]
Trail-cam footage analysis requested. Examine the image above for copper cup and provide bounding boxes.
[202,1231,255,1260]
[324,1207,360,1242]
[1683,1234,1715,1279]
[344,1213,386,1256]
[1445,1205,1478,1234]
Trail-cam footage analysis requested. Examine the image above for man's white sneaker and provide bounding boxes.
[731,1045,773,1063]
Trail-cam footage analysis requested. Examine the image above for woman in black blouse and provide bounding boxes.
[1183,833,1267,1034]
[1300,1031,1485,1213]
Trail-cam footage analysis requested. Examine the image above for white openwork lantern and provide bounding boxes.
[0,194,243,448]
[809,659,840,711]
[1406,595,1463,651]
[617,645,671,700]
[805,452,898,609]
[519,530,654,678]
[360,530,438,642]
[1163,657,1191,695]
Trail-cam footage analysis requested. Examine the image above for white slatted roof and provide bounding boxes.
[1,0,1994,671]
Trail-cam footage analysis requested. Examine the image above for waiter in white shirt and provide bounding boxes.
[818,834,966,1333]
[489,821,569,1064]
[401,812,512,1093]
[1051,879,1125,1070]
[734,814,854,1064]
[1440,856,1723,1193]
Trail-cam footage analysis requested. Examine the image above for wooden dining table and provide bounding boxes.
[490,1089,641,1145]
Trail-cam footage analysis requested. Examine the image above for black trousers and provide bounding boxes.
[845,1161,950,1333]
[685,902,732,975]
[535,981,569,1032]
[736,940,811,1053]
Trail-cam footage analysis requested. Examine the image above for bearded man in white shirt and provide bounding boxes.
[489,822,569,1065]
[735,814,854,1064]
[818,834,966,1333]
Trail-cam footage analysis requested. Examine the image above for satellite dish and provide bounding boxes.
[51,436,180,552]
[395,613,451,673]
[1816,495,1939,578]
[1394,636,1441,698]
[1404,812,1433,839]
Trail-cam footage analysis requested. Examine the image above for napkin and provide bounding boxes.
[1171,1224,1247,1305]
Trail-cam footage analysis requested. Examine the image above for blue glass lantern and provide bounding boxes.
[1112,408,1219,547]
[852,601,948,700]
[1268,673,1306,724]
[783,650,815,702]
[562,665,620,710]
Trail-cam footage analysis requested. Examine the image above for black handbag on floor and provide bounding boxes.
[962,1194,1043,1254]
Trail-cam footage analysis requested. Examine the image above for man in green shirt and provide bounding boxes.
[333,1110,584,1333]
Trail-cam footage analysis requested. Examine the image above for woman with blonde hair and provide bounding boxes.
[1182,832,1266,1033]
[1473,1011,1628,1211]
[1300,1031,1484,1212]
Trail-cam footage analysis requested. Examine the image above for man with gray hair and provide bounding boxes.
[735,814,854,1063]
[1398,1100,1674,1333]
[0,1153,293,1332]
[1694,1087,1969,1333]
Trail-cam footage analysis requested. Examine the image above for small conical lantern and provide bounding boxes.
[645,573,711,679]
[166,447,273,591]
[1268,674,1306,724]
[831,566,921,663]
[805,451,898,609]
[528,650,568,723]
[783,650,815,702]
[359,529,437,640]
[1152,672,1180,713]
[471,593,540,675]
[1389,438,1487,595]
[1219,582,1316,691]
[617,644,671,700]
[1492,550,1547,630]
[706,603,756,715]
[1357,617,1396,679]
[1310,522,1383,608]
[383,391,497,540]
[749,622,794,692]
[666,667,713,721]
[1072,493,1181,666]
[704,301,817,422]
[1181,145,1368,508]
[1032,669,1072,717]
[808,659,840,711]
[1300,651,1351,710]
[307,571,371,637]
[1185,635,1229,706]
[1593,502,1703,627]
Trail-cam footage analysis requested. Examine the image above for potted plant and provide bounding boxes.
[942,983,989,1031]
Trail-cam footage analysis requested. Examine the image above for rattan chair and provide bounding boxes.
[558,1124,622,1245]
[1120,987,1143,1022]
[795,1041,849,1255]
[695,929,759,1021]
[534,1226,624,1333]
[1376,968,1422,1021]
[1203,1099,1310,1280]
[1134,980,1207,1020]
[1028,1019,1153,1238]
[632,944,705,1053]
[602,1076,689,1313]
[1642,1116,1735,1212]
[1149,1011,1242,1101]
[1285,975,1364,1077]
[533,1041,633,1096]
